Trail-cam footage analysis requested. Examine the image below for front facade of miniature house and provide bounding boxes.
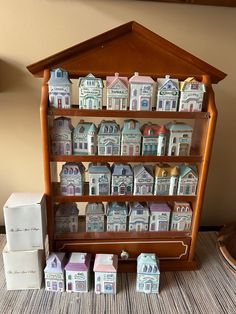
[129,72,155,111]
[142,123,168,156]
[97,120,121,156]
[88,163,111,196]
[149,202,171,231]
[166,122,193,156]
[133,164,154,195]
[60,162,85,196]
[65,252,91,293]
[85,202,105,232]
[111,163,133,195]
[106,73,129,110]
[170,202,192,231]
[129,202,149,232]
[179,77,205,112]
[55,202,79,233]
[93,254,118,295]
[154,164,179,195]
[136,253,160,294]
[73,120,97,155]
[78,73,103,109]
[177,165,198,196]
[50,117,73,155]
[44,252,67,292]
[121,119,142,156]
[48,68,71,109]
[106,202,128,231]
[156,75,179,111]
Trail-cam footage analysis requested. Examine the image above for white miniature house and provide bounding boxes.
[111,163,133,195]
[85,202,105,232]
[121,119,142,156]
[156,75,179,111]
[73,120,97,155]
[55,203,79,233]
[106,202,128,231]
[50,117,73,155]
[78,73,103,109]
[154,164,179,195]
[170,202,193,231]
[88,163,111,196]
[177,165,198,196]
[133,164,154,195]
[60,162,85,196]
[129,202,149,232]
[106,72,129,110]
[97,120,121,156]
[149,202,171,231]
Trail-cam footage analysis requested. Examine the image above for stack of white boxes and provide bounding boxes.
[2,193,47,290]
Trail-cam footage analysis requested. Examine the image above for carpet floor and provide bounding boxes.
[0,233,235,314]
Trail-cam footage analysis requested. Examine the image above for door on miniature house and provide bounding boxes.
[99,183,109,195]
[85,97,94,109]
[114,98,120,110]
[119,184,126,195]
[132,99,137,110]
[114,224,119,231]
[165,100,171,111]
[59,143,64,155]
[96,283,101,293]
[185,185,190,195]
[129,145,134,155]
[179,143,189,156]
[67,184,75,195]
[106,144,112,155]
[67,282,73,291]
[75,281,86,292]
[171,146,176,156]
[52,281,58,291]
[57,97,62,108]
[140,98,150,110]
[141,185,147,194]
[104,282,114,293]
[144,281,152,293]
[190,103,194,112]
[91,145,95,154]
[178,219,185,230]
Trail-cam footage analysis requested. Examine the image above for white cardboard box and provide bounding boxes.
[3,193,46,251]
[3,244,45,290]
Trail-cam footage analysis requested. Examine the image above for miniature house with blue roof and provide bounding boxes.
[48,68,71,108]
[121,119,142,156]
[129,202,149,231]
[133,164,154,195]
[55,202,79,233]
[177,165,198,195]
[78,73,103,109]
[111,163,133,195]
[136,253,160,294]
[60,162,85,196]
[156,75,179,111]
[106,73,129,110]
[85,202,105,232]
[73,120,97,155]
[50,117,73,155]
[106,202,128,231]
[154,164,179,195]
[97,120,121,155]
[88,163,111,195]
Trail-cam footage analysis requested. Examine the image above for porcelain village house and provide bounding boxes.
[85,202,105,232]
[129,202,150,232]
[78,73,103,109]
[60,162,85,196]
[170,202,192,231]
[73,120,97,155]
[106,202,128,231]
[48,68,71,109]
[154,164,179,195]
[44,252,67,292]
[93,254,118,295]
[177,164,198,195]
[136,253,160,294]
[133,164,154,195]
[88,163,111,196]
[156,75,179,111]
[121,119,142,156]
[65,253,91,293]
[55,202,79,233]
[111,163,133,195]
[50,117,73,155]
[149,202,171,231]
[179,77,205,112]
[106,72,129,110]
[97,120,121,155]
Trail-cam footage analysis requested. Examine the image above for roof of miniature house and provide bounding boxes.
[172,202,192,212]
[112,164,133,176]
[44,252,67,272]
[55,203,79,217]
[85,202,104,215]
[88,163,111,174]
[93,254,118,272]
[133,164,153,179]
[178,164,198,178]
[27,21,226,84]
[157,75,179,90]
[74,121,97,134]
[149,202,171,213]
[65,253,91,271]
[106,72,129,89]
[137,253,160,274]
[122,119,141,135]
[106,202,128,215]
[129,202,149,215]
[155,164,179,177]
[166,122,193,132]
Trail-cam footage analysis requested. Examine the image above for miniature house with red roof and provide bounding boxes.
[142,123,169,156]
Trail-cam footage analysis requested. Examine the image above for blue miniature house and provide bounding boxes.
[106,202,128,231]
[156,75,179,111]
[85,202,105,232]
[177,165,198,195]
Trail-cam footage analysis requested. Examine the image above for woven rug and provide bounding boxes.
[0,233,235,314]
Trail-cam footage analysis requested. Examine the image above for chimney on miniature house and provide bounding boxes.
[115,72,119,77]
[134,72,139,76]
[79,119,85,124]
[165,75,170,79]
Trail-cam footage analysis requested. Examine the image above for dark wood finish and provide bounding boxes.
[143,0,236,7]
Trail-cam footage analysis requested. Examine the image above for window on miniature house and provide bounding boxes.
[136,145,139,153]
[65,96,69,105]
[79,127,85,133]
[148,265,152,272]
[64,168,68,174]
[92,178,96,184]
[50,96,54,105]
[159,100,163,108]
[183,134,189,138]
[127,186,132,193]
[180,186,184,193]
[133,89,137,97]
[79,143,83,149]
[153,266,157,273]
[74,168,78,175]
[191,82,198,90]
[192,185,196,194]
[59,282,63,289]
[56,70,62,78]
[167,83,172,89]
[91,137,94,143]
[123,145,127,153]
[188,173,193,178]
[69,168,73,174]
[84,143,88,149]
[114,186,118,193]
[136,209,143,215]
[162,170,167,177]
[74,143,77,149]
[66,143,70,152]
[142,265,148,272]
[51,258,57,268]
[104,126,108,133]
[47,281,50,287]
[173,137,176,144]
[172,101,176,108]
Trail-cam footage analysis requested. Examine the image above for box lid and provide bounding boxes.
[4,193,44,208]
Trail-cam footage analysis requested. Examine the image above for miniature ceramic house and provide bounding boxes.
[97,120,121,155]
[156,75,179,111]
[50,117,73,155]
[106,73,129,110]
[106,202,128,231]
[129,72,155,111]
[141,123,169,156]
[55,202,79,233]
[154,164,179,195]
[149,202,171,231]
[78,73,103,109]
[179,77,205,112]
[170,202,193,231]
[44,252,67,292]
[133,164,154,195]
[73,120,97,155]
[111,163,133,195]
[166,122,193,156]
[129,202,149,232]
[60,162,85,196]
[65,253,91,293]
[136,253,160,294]
[48,68,71,108]
[93,254,118,294]
[85,202,105,232]
[177,165,198,195]
[121,119,142,156]
[88,163,111,195]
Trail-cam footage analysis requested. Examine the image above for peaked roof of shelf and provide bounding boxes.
[27,21,226,84]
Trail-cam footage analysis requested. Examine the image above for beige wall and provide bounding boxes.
[0,1,235,226]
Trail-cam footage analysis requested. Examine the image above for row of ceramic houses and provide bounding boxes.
[48,68,205,112]
[60,162,198,197]
[45,252,160,294]
[51,118,193,157]
[55,201,193,234]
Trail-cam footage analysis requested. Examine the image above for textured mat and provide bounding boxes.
[0,233,235,314]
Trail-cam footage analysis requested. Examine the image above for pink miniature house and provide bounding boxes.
[106,73,129,110]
